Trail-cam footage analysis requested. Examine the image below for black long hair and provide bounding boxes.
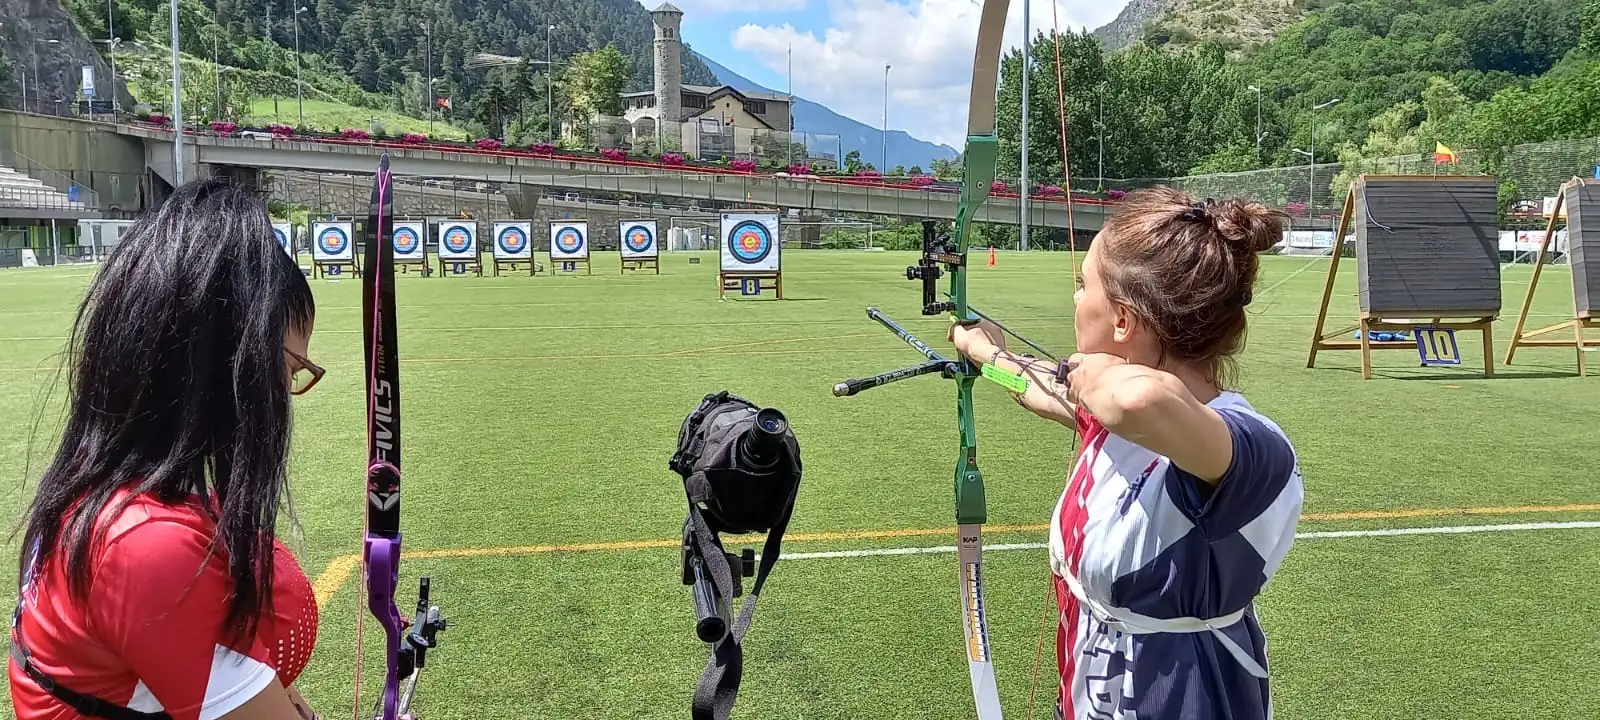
[19,178,314,639]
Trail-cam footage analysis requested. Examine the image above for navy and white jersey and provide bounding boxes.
[1050,391,1303,720]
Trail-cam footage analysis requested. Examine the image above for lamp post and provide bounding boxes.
[1305,97,1341,217]
[107,0,119,115]
[294,5,307,127]
[168,0,184,184]
[547,24,555,141]
[421,21,433,133]
[1019,1,1030,251]
[881,63,890,172]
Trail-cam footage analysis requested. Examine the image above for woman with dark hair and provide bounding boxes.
[10,179,325,720]
[950,188,1305,720]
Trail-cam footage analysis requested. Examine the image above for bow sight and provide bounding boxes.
[907,223,961,316]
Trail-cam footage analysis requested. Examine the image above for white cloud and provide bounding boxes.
[731,0,1127,147]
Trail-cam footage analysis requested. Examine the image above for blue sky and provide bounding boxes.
[641,0,1131,147]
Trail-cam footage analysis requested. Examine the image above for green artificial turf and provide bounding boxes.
[1,251,1596,719]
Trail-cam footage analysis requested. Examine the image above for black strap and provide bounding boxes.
[10,636,173,720]
[687,472,796,720]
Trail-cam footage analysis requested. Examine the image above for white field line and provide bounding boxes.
[779,520,1600,561]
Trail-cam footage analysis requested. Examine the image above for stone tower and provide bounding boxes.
[651,2,684,127]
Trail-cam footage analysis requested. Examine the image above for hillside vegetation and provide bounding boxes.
[1002,0,1596,221]
[64,0,716,141]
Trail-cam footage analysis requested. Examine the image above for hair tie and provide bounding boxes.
[1180,202,1208,222]
[1240,290,1253,307]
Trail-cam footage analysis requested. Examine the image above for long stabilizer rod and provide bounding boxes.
[833,358,955,397]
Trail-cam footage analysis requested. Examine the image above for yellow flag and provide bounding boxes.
[1433,142,1459,164]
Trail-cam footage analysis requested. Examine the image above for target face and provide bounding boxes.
[719,214,780,272]
[499,228,528,254]
[620,220,658,258]
[493,222,533,259]
[318,228,349,256]
[311,222,355,261]
[728,221,773,264]
[271,222,296,259]
[393,226,421,255]
[549,222,589,259]
[438,222,477,259]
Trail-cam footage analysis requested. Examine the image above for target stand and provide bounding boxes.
[549,221,593,276]
[718,213,783,300]
[392,219,432,277]
[1307,175,1502,379]
[619,220,661,274]
[492,257,540,276]
[1506,178,1600,375]
[719,271,782,299]
[437,221,484,277]
[310,220,361,280]
[490,221,539,276]
[552,257,592,275]
[622,257,659,274]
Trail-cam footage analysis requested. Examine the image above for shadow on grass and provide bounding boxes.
[1317,364,1578,381]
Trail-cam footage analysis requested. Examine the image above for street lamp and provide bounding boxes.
[1306,97,1341,217]
[294,6,307,127]
[547,24,556,141]
[420,21,433,133]
[881,63,890,172]
[95,37,123,116]
[168,0,184,184]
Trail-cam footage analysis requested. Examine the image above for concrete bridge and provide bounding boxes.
[0,110,1112,236]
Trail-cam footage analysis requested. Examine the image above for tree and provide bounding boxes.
[843,150,865,173]
[556,45,630,141]
[1585,0,1600,54]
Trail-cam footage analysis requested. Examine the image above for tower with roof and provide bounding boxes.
[651,2,684,127]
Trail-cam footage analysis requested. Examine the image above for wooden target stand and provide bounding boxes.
[552,256,593,275]
[394,218,431,276]
[491,255,540,276]
[719,270,783,299]
[1307,175,1500,379]
[621,256,660,274]
[1505,177,1600,376]
[312,259,360,279]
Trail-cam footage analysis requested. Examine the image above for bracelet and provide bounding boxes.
[988,347,1004,366]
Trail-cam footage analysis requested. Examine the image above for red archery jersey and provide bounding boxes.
[9,489,319,720]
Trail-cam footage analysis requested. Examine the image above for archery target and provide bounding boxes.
[549,222,589,260]
[493,221,534,260]
[392,221,426,262]
[619,220,659,258]
[271,222,295,259]
[311,221,355,262]
[437,221,478,260]
[719,213,780,272]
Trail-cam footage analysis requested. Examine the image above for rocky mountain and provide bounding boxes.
[0,0,134,114]
[1092,0,1171,53]
[1092,0,1305,54]
[695,53,958,171]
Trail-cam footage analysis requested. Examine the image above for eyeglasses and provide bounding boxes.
[285,347,325,396]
